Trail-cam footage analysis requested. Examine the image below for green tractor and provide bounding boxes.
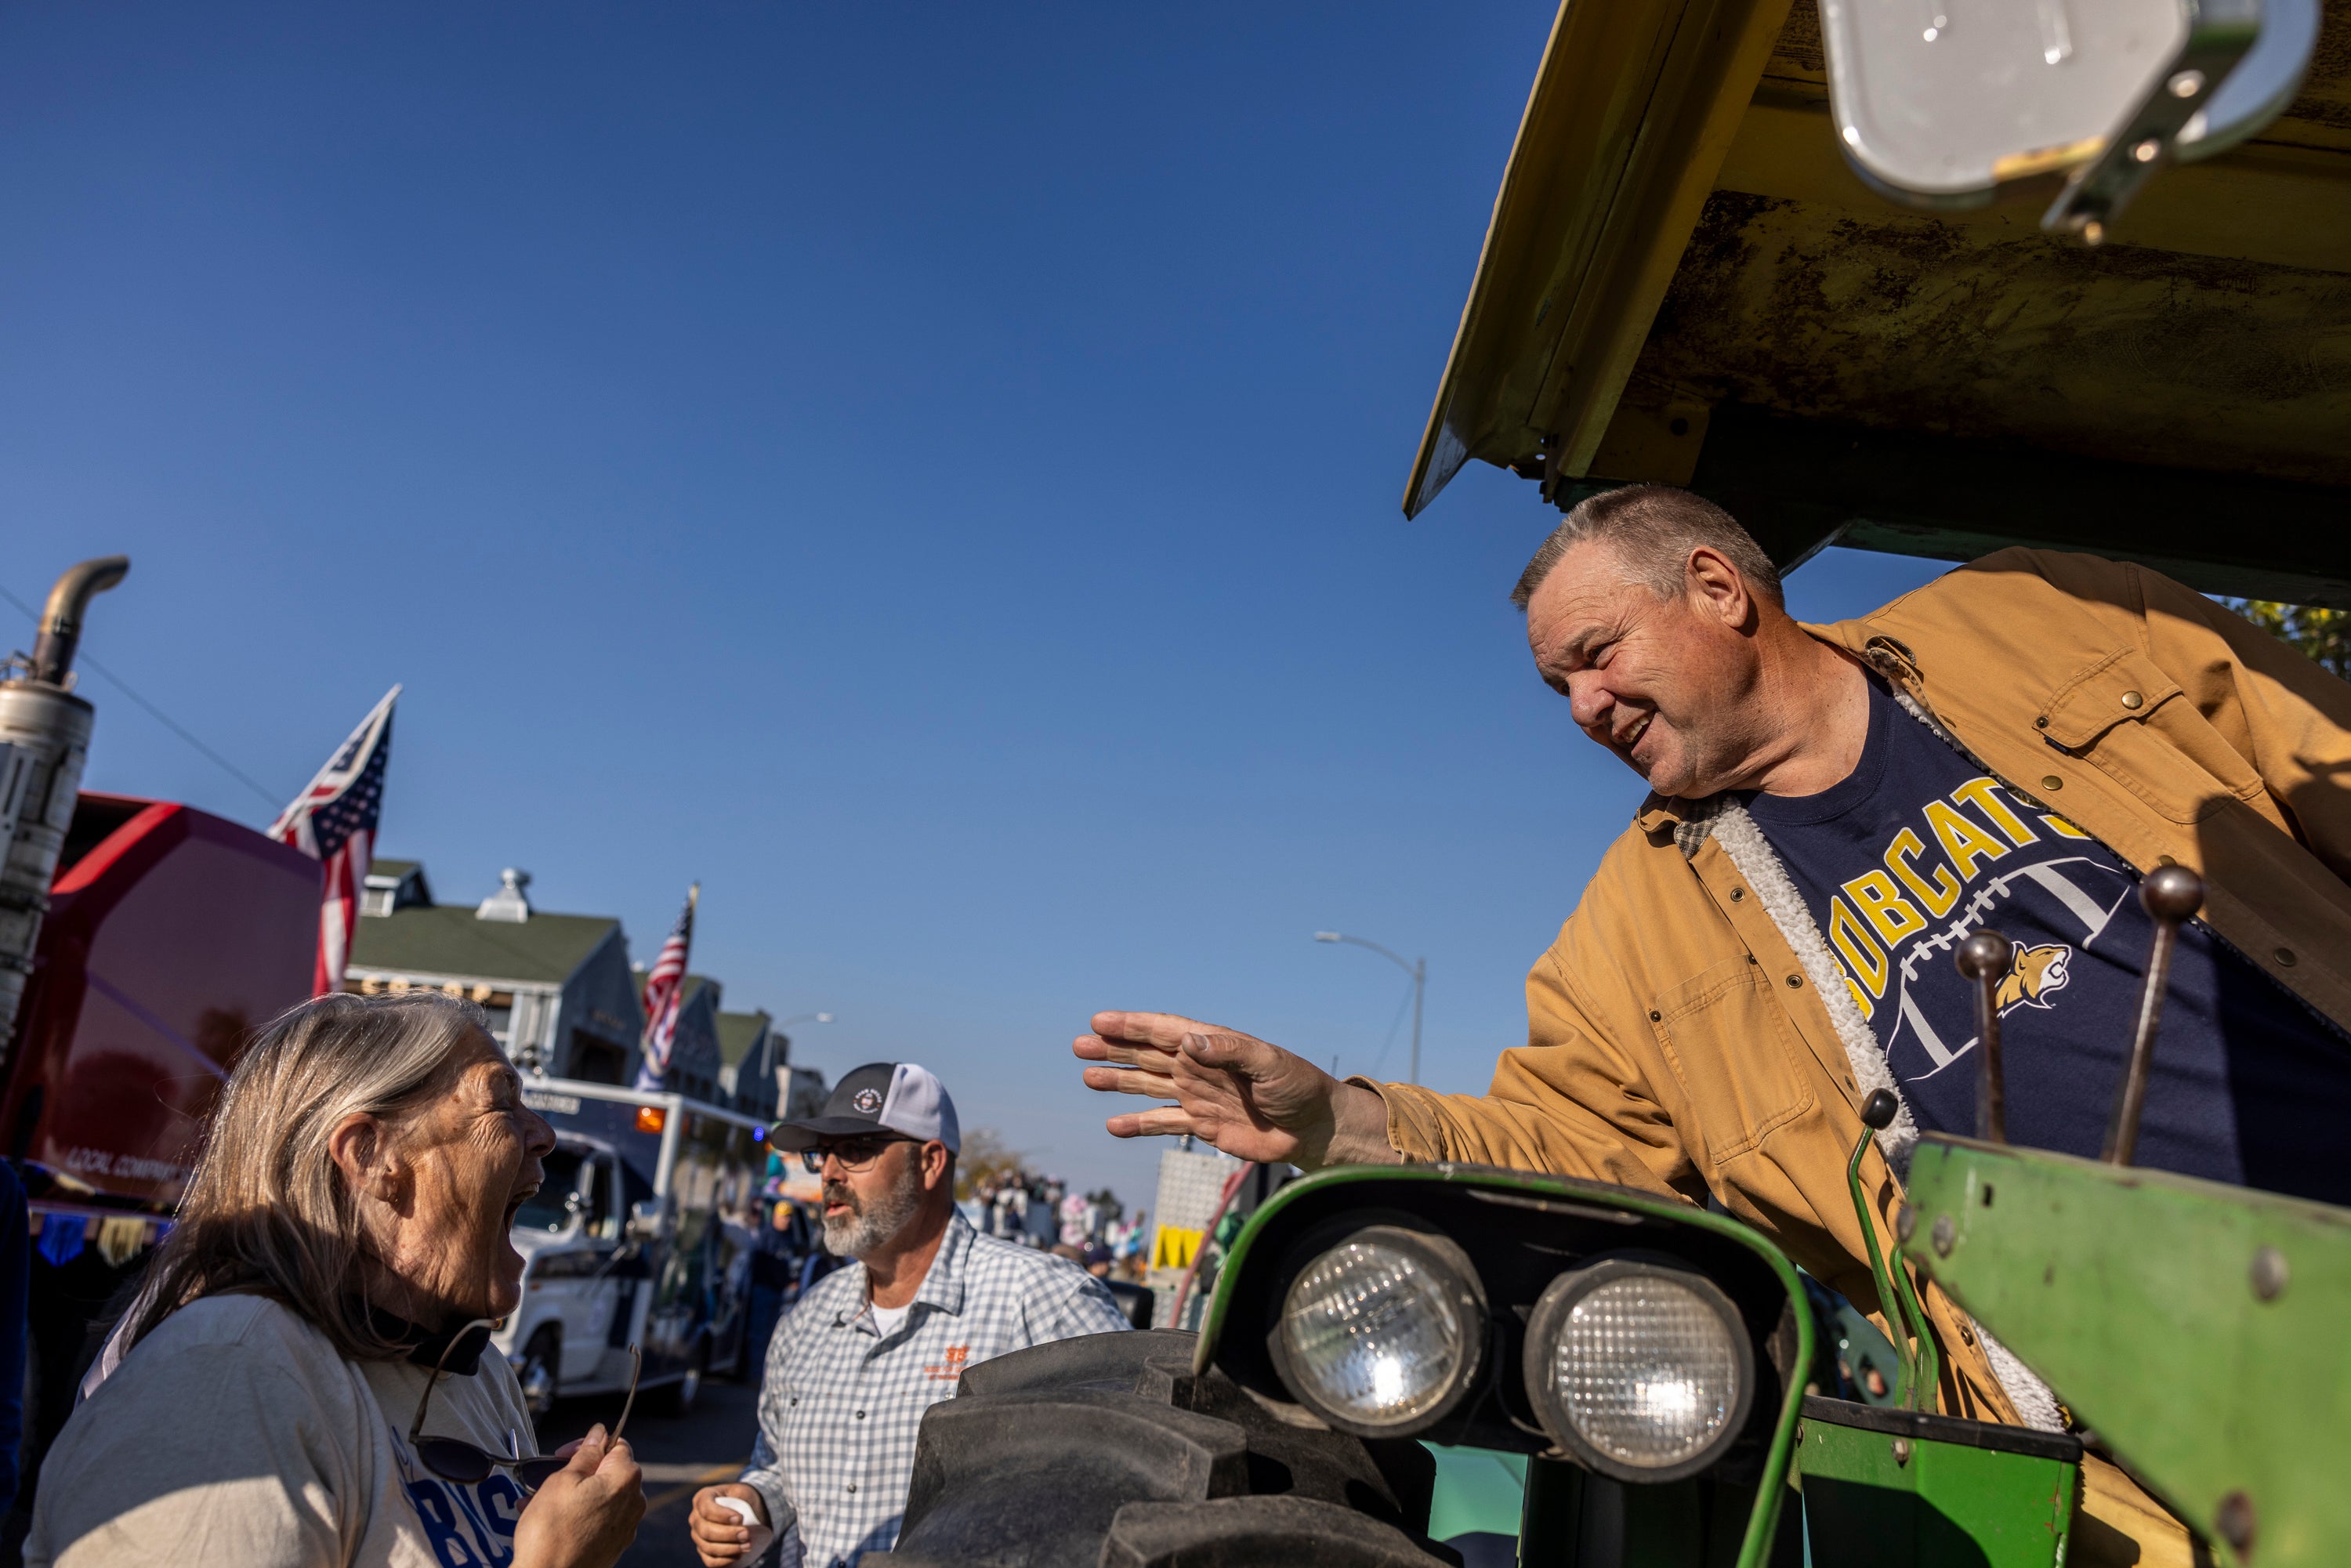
[875,0,2349,1562]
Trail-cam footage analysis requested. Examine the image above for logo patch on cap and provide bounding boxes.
[853,1088,883,1114]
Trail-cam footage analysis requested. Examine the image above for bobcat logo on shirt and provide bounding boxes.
[1996,943,2073,1014]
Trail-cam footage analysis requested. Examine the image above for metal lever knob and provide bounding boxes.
[1955,930,2015,1143]
[2100,864,2206,1166]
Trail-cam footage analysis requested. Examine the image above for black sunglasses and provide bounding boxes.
[799,1133,916,1175]
[408,1320,640,1493]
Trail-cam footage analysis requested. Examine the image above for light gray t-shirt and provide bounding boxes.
[29,1295,537,1568]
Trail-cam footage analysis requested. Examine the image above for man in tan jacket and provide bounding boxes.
[1074,484,2351,1565]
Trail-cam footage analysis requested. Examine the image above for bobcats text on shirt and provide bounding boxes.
[1746,676,2351,1203]
[738,1208,1132,1568]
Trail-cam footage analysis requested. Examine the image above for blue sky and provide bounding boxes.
[0,2,1949,1206]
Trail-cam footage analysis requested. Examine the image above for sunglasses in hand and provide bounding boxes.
[408,1321,640,1493]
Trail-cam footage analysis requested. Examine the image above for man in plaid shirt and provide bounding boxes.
[689,1062,1129,1568]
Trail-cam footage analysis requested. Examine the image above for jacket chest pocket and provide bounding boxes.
[1649,958,1817,1167]
[2041,649,2263,825]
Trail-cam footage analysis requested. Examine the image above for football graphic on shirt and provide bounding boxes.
[1995,943,2073,1014]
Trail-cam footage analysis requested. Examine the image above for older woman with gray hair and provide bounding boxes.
[27,992,645,1567]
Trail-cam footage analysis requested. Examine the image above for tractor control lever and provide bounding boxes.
[1954,930,2014,1145]
[2101,865,2206,1166]
[1847,1088,1941,1412]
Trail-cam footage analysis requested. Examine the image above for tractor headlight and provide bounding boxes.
[1523,1258,1754,1482]
[1270,1224,1486,1436]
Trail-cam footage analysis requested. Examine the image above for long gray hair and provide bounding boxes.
[129,990,491,1360]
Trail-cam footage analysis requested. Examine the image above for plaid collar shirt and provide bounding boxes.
[738,1208,1132,1568]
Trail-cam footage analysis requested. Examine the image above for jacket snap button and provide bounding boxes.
[1730,887,1745,902]
[2277,948,2298,968]
[2041,775,2064,791]
[2121,690,2144,710]
[1786,975,1804,989]
[2034,715,2049,729]
[1649,1010,1662,1022]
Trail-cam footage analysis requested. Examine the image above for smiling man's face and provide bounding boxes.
[384,1029,556,1322]
[1523,536,1769,799]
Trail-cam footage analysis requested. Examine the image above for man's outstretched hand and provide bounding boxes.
[1074,1012,1400,1169]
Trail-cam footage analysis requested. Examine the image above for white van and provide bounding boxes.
[502,1077,766,1417]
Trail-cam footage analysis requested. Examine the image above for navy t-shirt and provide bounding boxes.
[1745,677,2351,1204]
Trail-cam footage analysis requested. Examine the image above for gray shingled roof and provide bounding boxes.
[350,904,618,985]
[367,858,420,882]
[715,1010,770,1069]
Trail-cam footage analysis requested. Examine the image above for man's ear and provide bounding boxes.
[1685,545,1755,632]
[329,1111,403,1205]
[922,1141,952,1193]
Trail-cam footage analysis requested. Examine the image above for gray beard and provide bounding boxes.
[820,1161,925,1258]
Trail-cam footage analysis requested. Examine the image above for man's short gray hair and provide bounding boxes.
[1510,483,1783,611]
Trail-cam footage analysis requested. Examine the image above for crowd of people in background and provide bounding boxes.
[961,1170,1149,1280]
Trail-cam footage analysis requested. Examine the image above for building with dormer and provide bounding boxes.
[346,864,643,1083]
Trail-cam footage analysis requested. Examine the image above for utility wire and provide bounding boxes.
[0,582,284,813]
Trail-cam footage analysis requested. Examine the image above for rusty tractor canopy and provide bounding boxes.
[1406,0,2351,607]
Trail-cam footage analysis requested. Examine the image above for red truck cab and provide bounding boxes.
[3,792,317,1519]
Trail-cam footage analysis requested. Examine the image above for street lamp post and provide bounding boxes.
[1313,932,1425,1085]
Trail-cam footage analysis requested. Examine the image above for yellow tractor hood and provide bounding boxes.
[1406,0,2351,605]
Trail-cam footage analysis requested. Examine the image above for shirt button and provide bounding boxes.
[856,1410,867,1419]
[847,1484,857,1494]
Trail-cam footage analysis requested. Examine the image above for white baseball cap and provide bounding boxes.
[771,1060,961,1153]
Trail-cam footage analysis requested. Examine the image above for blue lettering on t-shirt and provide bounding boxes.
[406,1480,492,1568]
[403,1472,520,1568]
[1746,677,2351,1202]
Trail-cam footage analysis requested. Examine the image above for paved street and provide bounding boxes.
[542,1373,766,1568]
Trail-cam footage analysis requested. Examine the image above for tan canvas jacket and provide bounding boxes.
[1371,549,2351,1426]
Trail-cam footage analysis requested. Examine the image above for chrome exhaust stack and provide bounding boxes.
[0,556,129,1064]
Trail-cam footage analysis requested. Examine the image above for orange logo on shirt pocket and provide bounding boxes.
[925,1345,970,1382]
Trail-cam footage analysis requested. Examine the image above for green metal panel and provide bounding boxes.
[1900,1135,2351,1567]
[1425,1444,1528,1543]
[1799,1410,2074,1568]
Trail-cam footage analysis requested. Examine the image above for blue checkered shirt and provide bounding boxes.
[739,1210,1132,1568]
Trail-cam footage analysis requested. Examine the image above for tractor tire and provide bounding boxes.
[868,1329,1458,1568]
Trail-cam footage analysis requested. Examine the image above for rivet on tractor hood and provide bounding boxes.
[2250,1245,2289,1302]
[1931,1215,1956,1258]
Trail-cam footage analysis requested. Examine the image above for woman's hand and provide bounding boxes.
[689,1484,775,1566]
[513,1423,645,1568]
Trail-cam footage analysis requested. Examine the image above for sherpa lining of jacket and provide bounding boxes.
[1674,700,2066,1432]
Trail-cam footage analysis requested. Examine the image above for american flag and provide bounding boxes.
[270,686,399,998]
[635,883,698,1089]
